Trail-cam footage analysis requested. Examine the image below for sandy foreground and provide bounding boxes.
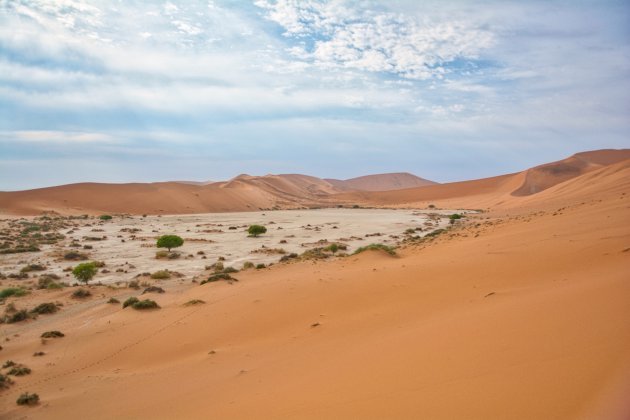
[0,160,629,418]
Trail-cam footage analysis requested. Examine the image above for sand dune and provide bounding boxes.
[326,172,437,191]
[1,149,627,216]
[1,152,629,419]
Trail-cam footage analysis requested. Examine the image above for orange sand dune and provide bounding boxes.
[1,149,627,215]
[326,172,437,191]
[1,151,629,419]
[339,149,630,210]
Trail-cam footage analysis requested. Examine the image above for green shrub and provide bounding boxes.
[72,262,97,284]
[132,299,160,310]
[0,288,29,299]
[221,266,239,274]
[200,273,237,285]
[156,235,184,251]
[256,263,266,269]
[122,297,139,308]
[30,302,58,315]
[279,253,299,262]
[99,215,113,220]
[107,297,120,304]
[183,299,205,306]
[353,243,397,256]
[242,261,255,270]
[150,270,171,280]
[41,330,64,338]
[16,392,39,406]
[142,286,165,294]
[247,225,267,237]
[448,213,463,220]
[2,360,16,368]
[71,288,91,299]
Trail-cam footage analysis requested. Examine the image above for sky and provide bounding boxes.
[1,0,629,191]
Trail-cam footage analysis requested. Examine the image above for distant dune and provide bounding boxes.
[0,149,628,215]
[325,172,437,191]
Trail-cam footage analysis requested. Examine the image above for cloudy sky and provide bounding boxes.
[1,0,629,190]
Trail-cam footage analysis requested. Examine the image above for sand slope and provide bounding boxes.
[1,155,629,419]
[339,149,630,210]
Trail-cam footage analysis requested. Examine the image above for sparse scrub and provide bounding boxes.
[71,288,91,299]
[242,261,255,270]
[99,215,113,220]
[183,299,205,306]
[142,286,165,294]
[64,251,88,261]
[150,270,171,280]
[8,364,31,376]
[353,243,397,256]
[107,297,120,304]
[279,253,299,262]
[16,392,39,406]
[132,299,160,310]
[122,297,139,308]
[0,373,13,389]
[30,302,58,315]
[200,273,237,284]
[3,309,29,324]
[0,287,29,299]
[41,330,64,338]
[20,264,45,273]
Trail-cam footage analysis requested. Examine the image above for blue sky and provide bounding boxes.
[1,0,629,190]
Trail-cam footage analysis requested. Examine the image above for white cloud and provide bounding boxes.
[256,0,494,79]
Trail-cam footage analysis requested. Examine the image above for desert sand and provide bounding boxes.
[0,150,629,419]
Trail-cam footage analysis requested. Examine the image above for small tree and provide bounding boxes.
[72,262,96,284]
[156,235,184,251]
[247,225,267,237]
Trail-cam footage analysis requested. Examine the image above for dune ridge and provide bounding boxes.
[0,149,627,216]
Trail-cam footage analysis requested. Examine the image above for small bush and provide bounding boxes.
[122,297,139,308]
[64,251,88,261]
[107,297,120,304]
[183,299,205,306]
[221,266,239,274]
[37,274,61,289]
[2,360,16,368]
[99,215,113,220]
[30,302,58,315]
[142,286,165,294]
[0,373,13,390]
[425,228,446,238]
[71,288,91,299]
[156,235,184,251]
[0,288,29,299]
[155,250,169,259]
[41,330,64,338]
[200,273,237,285]
[255,263,266,269]
[8,365,31,376]
[72,262,97,284]
[132,299,160,310]
[242,261,255,270]
[279,253,298,262]
[150,270,171,280]
[20,264,46,273]
[247,225,267,237]
[4,310,28,324]
[128,280,140,289]
[16,392,39,406]
[353,244,397,256]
